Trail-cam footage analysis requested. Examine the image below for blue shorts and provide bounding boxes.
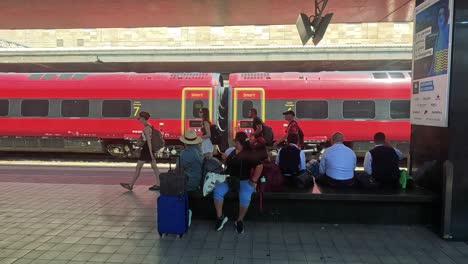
[213,179,255,207]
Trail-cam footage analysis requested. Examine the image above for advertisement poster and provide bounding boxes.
[411,0,453,127]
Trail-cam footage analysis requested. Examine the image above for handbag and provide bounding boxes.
[202,172,229,197]
[293,169,314,189]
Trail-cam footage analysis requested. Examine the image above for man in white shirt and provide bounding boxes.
[360,132,404,189]
[316,132,356,188]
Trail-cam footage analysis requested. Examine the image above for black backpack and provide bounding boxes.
[210,124,222,145]
[145,125,165,151]
[262,124,274,145]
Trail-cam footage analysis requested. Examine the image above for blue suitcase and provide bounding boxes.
[157,194,188,237]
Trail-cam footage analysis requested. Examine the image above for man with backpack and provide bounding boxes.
[249,108,274,146]
[120,111,164,191]
[273,110,304,149]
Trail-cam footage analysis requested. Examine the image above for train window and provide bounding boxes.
[296,101,328,119]
[102,100,131,117]
[0,99,8,116]
[21,100,49,117]
[389,72,405,79]
[192,100,204,118]
[390,100,410,119]
[61,100,89,117]
[242,100,253,118]
[372,72,388,79]
[343,100,375,119]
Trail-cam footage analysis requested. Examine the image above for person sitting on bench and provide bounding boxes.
[315,132,356,188]
[178,130,204,192]
[276,133,306,178]
[213,132,263,234]
[360,132,404,189]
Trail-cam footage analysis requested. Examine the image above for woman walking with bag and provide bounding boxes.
[120,111,161,191]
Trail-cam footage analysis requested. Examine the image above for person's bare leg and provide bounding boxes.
[130,160,145,188]
[150,160,160,186]
[214,200,224,218]
[237,206,249,222]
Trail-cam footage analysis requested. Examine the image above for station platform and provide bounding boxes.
[0,164,467,264]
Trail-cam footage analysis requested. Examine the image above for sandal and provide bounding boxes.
[120,183,133,191]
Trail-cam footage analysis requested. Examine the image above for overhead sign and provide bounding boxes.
[410,0,453,127]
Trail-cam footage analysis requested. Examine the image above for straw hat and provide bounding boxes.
[180,130,202,145]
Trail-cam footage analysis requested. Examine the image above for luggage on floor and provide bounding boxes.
[159,156,186,195]
[258,161,284,193]
[157,194,188,237]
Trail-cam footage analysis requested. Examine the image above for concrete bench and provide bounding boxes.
[188,184,437,225]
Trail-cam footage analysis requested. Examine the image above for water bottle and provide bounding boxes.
[400,169,408,189]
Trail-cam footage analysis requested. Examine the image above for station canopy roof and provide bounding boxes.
[0,0,414,29]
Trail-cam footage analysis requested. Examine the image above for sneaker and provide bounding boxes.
[188,210,192,227]
[148,185,160,191]
[234,221,244,234]
[215,216,228,231]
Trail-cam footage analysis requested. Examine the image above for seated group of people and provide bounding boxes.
[178,129,265,234]
[275,131,403,189]
[178,126,404,234]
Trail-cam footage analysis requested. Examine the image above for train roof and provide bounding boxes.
[229,71,412,82]
[228,71,411,99]
[0,72,222,99]
[0,72,221,83]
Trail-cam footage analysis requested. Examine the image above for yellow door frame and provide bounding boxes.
[181,87,213,134]
[232,87,265,138]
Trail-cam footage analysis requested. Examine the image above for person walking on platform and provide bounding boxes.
[273,110,304,149]
[120,111,161,191]
[213,132,263,234]
[199,107,214,158]
[315,132,356,188]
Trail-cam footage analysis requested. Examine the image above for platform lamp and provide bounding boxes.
[296,0,334,46]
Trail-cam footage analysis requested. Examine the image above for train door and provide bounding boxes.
[181,87,213,136]
[232,88,265,138]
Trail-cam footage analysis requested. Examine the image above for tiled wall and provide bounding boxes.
[0,23,413,48]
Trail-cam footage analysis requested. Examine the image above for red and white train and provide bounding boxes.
[0,71,411,157]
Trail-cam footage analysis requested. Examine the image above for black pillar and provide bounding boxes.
[411,0,468,240]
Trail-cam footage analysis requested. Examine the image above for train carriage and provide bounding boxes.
[0,71,411,158]
[0,72,224,157]
[228,71,412,156]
